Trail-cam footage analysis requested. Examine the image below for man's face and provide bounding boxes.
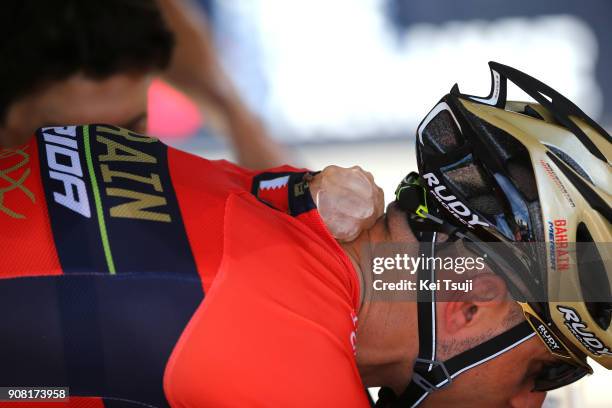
[384,203,559,407]
[0,73,151,147]
[420,336,552,408]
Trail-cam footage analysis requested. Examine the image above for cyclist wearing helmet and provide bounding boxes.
[374,61,611,407]
[0,63,609,408]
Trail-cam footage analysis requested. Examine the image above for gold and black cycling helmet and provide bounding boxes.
[415,62,612,372]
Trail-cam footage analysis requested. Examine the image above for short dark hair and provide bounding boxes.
[0,0,175,122]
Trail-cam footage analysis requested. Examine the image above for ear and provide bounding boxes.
[442,273,509,334]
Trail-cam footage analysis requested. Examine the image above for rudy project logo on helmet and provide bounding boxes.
[537,324,562,352]
[527,313,563,353]
[422,173,489,228]
[557,306,612,357]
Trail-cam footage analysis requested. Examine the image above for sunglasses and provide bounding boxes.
[519,302,593,391]
[393,168,593,393]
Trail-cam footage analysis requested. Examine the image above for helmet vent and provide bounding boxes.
[576,222,612,331]
[422,110,463,154]
[522,105,545,121]
[443,163,503,216]
[547,152,612,224]
[545,145,593,184]
[469,113,525,161]
[507,160,539,201]
[473,115,540,202]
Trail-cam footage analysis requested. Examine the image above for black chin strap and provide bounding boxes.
[375,174,535,407]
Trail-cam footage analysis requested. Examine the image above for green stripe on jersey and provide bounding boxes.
[83,125,116,274]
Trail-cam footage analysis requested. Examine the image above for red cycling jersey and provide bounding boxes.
[0,125,368,407]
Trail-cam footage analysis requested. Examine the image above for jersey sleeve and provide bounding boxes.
[164,192,367,408]
[168,147,316,291]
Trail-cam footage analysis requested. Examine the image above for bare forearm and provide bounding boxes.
[221,98,290,169]
[158,0,291,169]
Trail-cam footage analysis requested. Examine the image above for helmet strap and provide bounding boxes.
[377,176,536,407]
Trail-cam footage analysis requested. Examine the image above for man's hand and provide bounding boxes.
[309,166,384,242]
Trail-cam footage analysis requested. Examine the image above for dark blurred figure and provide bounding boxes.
[0,0,287,169]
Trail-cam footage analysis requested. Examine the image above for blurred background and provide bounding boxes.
[160,0,611,201]
[153,1,611,406]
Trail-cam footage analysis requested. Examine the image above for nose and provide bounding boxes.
[509,390,547,408]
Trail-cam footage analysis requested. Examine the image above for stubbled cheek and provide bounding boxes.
[509,390,546,408]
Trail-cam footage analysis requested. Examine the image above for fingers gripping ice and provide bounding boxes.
[309,166,385,242]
